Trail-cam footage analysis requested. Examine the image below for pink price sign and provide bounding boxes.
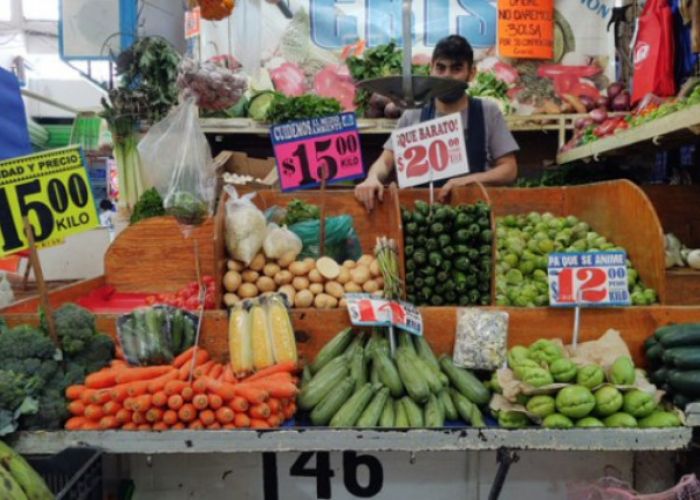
[270,113,365,191]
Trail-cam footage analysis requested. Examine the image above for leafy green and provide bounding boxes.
[266,94,342,124]
[284,199,321,226]
[468,72,509,99]
[130,187,165,225]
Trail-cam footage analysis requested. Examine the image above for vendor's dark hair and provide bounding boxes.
[432,35,474,67]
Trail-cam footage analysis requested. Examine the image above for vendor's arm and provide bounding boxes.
[355,150,394,211]
[437,153,517,201]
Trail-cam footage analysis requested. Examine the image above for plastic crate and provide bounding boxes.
[26,447,102,500]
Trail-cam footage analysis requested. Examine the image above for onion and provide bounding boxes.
[574,117,594,130]
[384,102,402,119]
[611,91,631,111]
[365,106,384,119]
[607,82,625,100]
[589,107,608,124]
[595,96,609,110]
[369,93,390,109]
[579,95,595,112]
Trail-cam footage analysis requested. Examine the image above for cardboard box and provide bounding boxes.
[214,151,278,189]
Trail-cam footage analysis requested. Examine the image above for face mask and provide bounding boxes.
[437,85,468,104]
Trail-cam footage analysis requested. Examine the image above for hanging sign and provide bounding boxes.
[0,146,99,258]
[547,251,631,307]
[392,113,469,189]
[345,294,423,336]
[498,0,555,59]
[270,113,365,192]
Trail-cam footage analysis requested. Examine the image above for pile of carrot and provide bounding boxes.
[64,347,299,431]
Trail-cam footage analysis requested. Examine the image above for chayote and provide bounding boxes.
[526,395,556,418]
[576,417,605,428]
[542,413,574,429]
[622,390,657,418]
[528,339,563,365]
[513,359,543,379]
[609,356,636,385]
[603,412,638,428]
[516,393,530,406]
[498,411,530,429]
[555,385,595,419]
[521,367,554,387]
[508,346,531,368]
[638,411,681,428]
[577,365,605,389]
[594,386,623,417]
[549,358,578,383]
[490,372,502,394]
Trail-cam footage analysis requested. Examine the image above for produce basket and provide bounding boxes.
[26,447,102,500]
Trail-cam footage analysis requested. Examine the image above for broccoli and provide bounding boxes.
[46,303,98,355]
[21,388,68,431]
[67,334,115,375]
[0,324,57,360]
[0,370,40,411]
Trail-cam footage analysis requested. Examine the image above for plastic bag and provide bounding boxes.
[289,215,362,262]
[263,223,302,259]
[454,308,509,371]
[0,272,14,308]
[224,185,266,265]
[138,97,216,228]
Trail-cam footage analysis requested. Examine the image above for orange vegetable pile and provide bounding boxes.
[197,0,234,21]
[64,347,298,431]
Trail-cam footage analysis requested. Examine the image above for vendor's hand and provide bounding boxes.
[437,175,476,203]
[355,177,384,212]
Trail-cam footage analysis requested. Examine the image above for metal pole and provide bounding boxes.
[401,0,413,104]
[488,448,519,500]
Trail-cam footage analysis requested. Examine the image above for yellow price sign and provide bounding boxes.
[0,146,99,257]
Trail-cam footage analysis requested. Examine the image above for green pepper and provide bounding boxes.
[430,295,444,306]
[420,265,436,277]
[434,207,449,221]
[468,249,479,261]
[455,257,470,271]
[480,295,490,305]
[430,223,444,235]
[405,222,418,235]
[478,281,490,293]
[456,282,467,293]
[478,217,490,229]
[414,250,427,264]
[404,245,415,256]
[444,290,457,303]
[406,294,416,304]
[438,234,452,248]
[456,213,471,227]
[481,229,493,243]
[468,290,480,304]
[415,200,430,215]
[421,286,433,298]
[424,276,436,288]
[443,247,455,258]
[455,244,470,255]
[406,260,416,272]
[468,223,480,237]
[434,283,445,295]
[441,260,452,272]
[405,236,415,246]
[414,277,425,288]
[465,275,477,288]
[456,229,470,243]
[426,239,439,252]
[479,244,492,255]
[458,295,470,306]
[437,271,449,282]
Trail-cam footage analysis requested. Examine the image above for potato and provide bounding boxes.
[314,293,338,309]
[303,257,316,267]
[339,298,348,308]
[309,283,324,295]
[358,254,374,267]
[223,293,240,307]
[242,270,260,283]
[363,280,380,293]
[249,253,266,272]
[344,282,362,293]
[316,256,340,280]
[238,283,259,298]
[278,251,298,269]
[257,276,276,293]
[292,276,310,291]
[289,261,312,276]
[308,269,323,283]
[278,285,296,304]
[325,281,344,299]
[294,289,314,308]
[336,268,351,285]
[342,259,356,269]
[350,266,370,285]
[223,271,241,292]
[264,263,281,278]
[274,270,293,286]
[374,276,384,288]
[369,259,381,277]
[227,260,244,272]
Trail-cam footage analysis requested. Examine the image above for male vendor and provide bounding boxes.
[355,35,519,211]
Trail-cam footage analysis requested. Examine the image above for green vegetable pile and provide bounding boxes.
[265,93,342,124]
[283,199,320,226]
[495,211,656,306]
[402,200,493,306]
[493,339,681,429]
[468,72,512,115]
[165,191,209,227]
[300,328,490,428]
[130,187,165,225]
[0,304,114,434]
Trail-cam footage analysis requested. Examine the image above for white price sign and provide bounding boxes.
[345,294,423,336]
[392,113,469,188]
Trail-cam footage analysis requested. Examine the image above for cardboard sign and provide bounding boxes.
[547,251,631,307]
[392,113,469,188]
[345,294,423,336]
[498,0,554,59]
[0,146,99,257]
[270,113,364,192]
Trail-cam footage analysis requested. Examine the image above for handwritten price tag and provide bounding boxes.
[345,294,423,336]
[498,0,554,59]
[547,251,631,307]
[392,113,468,189]
[270,113,364,192]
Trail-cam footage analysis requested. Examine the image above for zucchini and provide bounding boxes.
[310,377,355,425]
[171,310,184,352]
[673,393,691,410]
[298,361,349,410]
[450,389,485,427]
[344,333,366,360]
[655,324,682,340]
[396,347,430,403]
[373,350,405,398]
[409,350,444,393]
[414,335,441,373]
[370,362,380,385]
[398,332,417,355]
[659,324,700,348]
[307,355,347,387]
[356,387,390,427]
[401,397,424,427]
[440,356,490,405]
[438,390,458,421]
[330,383,376,428]
[350,349,367,391]
[424,394,444,428]
[301,365,312,388]
[668,370,700,397]
[379,397,395,428]
[310,327,354,374]
[394,399,409,428]
[365,330,381,359]
[643,335,658,351]
[650,367,669,385]
[663,346,700,369]
[645,343,665,362]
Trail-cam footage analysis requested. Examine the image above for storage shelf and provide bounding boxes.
[557,104,700,165]
[11,428,692,455]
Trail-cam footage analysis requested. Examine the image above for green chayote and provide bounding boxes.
[603,412,638,428]
[577,365,605,389]
[638,411,681,428]
[526,395,556,418]
[555,385,595,419]
[521,367,554,388]
[609,356,636,385]
[507,346,531,368]
[498,411,530,429]
[622,390,656,418]
[542,413,574,429]
[576,417,605,428]
[549,358,577,383]
[594,386,623,417]
[528,339,563,365]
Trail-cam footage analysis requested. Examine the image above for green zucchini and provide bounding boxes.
[659,324,700,348]
[668,370,700,397]
[408,350,444,393]
[307,355,347,387]
[182,314,195,349]
[396,347,430,403]
[171,310,184,352]
[424,394,444,428]
[439,356,490,405]
[394,399,409,428]
[310,377,355,425]
[438,390,458,421]
[370,362,380,385]
[310,327,354,373]
[379,398,395,428]
[663,346,700,369]
[298,361,349,410]
[398,332,417,355]
[655,324,683,340]
[356,387,391,427]
[450,389,485,427]
[350,350,367,391]
[344,333,366,360]
[643,335,658,351]
[365,330,381,359]
[645,343,665,362]
[650,367,669,385]
[373,350,405,398]
[401,397,424,427]
[330,383,376,427]
[301,365,312,388]
[414,335,441,373]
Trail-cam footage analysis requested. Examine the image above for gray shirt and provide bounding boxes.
[383,99,519,171]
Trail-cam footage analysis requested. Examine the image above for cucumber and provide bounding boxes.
[646,343,665,362]
[659,324,700,348]
[310,327,354,374]
[310,377,355,425]
[398,332,417,355]
[644,335,658,351]
[401,397,424,427]
[440,356,490,405]
[301,365,312,388]
[356,387,391,427]
[298,361,349,410]
[414,335,441,373]
[668,370,700,397]
[424,394,444,428]
[396,347,430,403]
[330,383,376,428]
[655,324,683,340]
[350,350,367,391]
[182,315,195,349]
[450,389,485,427]
[379,398,395,428]
[394,399,409,428]
[663,347,700,369]
[438,390,458,421]
[171,310,184,352]
[373,350,405,398]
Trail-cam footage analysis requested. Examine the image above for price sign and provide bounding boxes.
[345,294,423,336]
[0,146,99,257]
[547,251,631,307]
[498,0,554,59]
[270,113,364,192]
[392,113,468,188]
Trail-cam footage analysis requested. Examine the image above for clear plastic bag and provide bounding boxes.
[0,272,14,308]
[138,97,216,228]
[263,223,302,259]
[224,185,267,265]
[289,215,362,262]
[454,308,509,371]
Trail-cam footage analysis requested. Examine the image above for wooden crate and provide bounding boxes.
[487,180,667,303]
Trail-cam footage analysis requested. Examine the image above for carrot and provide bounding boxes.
[146,408,163,423]
[188,420,205,430]
[234,413,250,428]
[109,384,130,403]
[209,363,224,380]
[167,394,184,411]
[115,365,172,384]
[68,401,85,416]
[85,369,121,389]
[283,402,297,420]
[207,422,222,430]
[268,398,281,415]
[132,411,146,425]
[171,422,186,430]
[215,407,234,424]
[65,416,87,430]
[192,378,208,395]
[123,397,136,411]
[132,394,153,413]
[122,422,137,431]
[147,370,179,394]
[102,400,120,416]
[241,380,297,399]
[163,410,178,426]
[137,424,152,431]
[181,386,194,402]
[199,409,216,426]
[178,404,196,422]
[110,359,128,370]
[249,403,271,420]
[114,345,125,361]
[192,394,209,411]
[80,389,97,405]
[152,422,169,431]
[208,394,223,410]
[193,361,215,379]
[84,405,104,421]
[223,423,237,430]
[229,396,249,413]
[204,378,236,400]
[250,419,270,429]
[152,391,168,408]
[66,385,85,400]
[172,346,196,368]
[222,365,237,384]
[234,385,269,405]
[82,421,100,431]
[267,414,282,427]
[247,372,294,383]
[115,409,133,425]
[126,380,149,398]
[246,361,298,382]
[164,380,188,396]
[99,416,119,430]
[178,350,210,380]
[88,390,111,406]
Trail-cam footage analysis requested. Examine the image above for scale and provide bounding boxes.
[356,0,467,108]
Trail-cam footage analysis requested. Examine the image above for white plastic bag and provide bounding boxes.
[263,223,302,259]
[0,272,14,308]
[224,186,266,265]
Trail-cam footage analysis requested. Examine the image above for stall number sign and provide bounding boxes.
[0,147,99,257]
[498,0,554,59]
[345,293,423,336]
[392,113,468,188]
[270,113,364,192]
[547,251,630,306]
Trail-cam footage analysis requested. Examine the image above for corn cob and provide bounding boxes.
[250,301,275,370]
[265,295,298,364]
[228,304,253,376]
